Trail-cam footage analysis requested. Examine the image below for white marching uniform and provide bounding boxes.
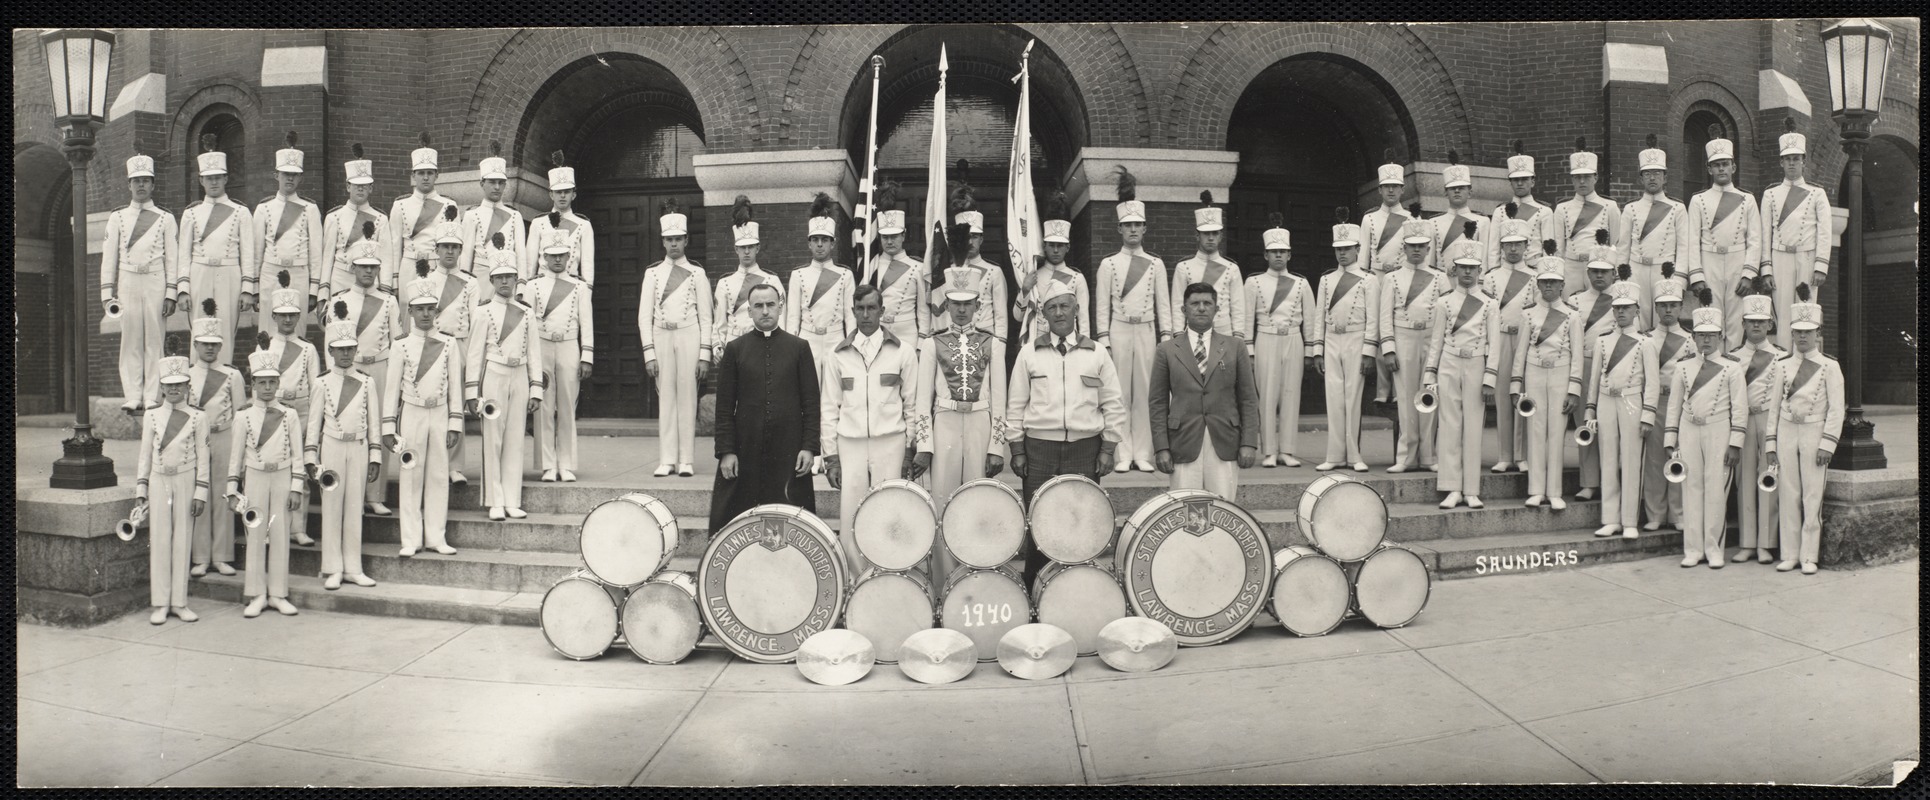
[639,257,713,469]
[189,360,246,568]
[1664,351,1747,564]
[1428,210,1487,274]
[180,196,258,364]
[1171,252,1246,338]
[821,329,924,573]
[1361,205,1416,273]
[1015,264,1090,345]
[868,252,931,343]
[267,332,321,541]
[1759,179,1833,350]
[320,203,390,298]
[330,286,405,499]
[1096,248,1173,466]
[384,329,464,551]
[1732,339,1786,552]
[1314,264,1380,465]
[523,211,595,285]
[1482,258,1540,466]
[1486,198,1555,271]
[1685,185,1762,349]
[1570,286,1619,491]
[1554,194,1622,290]
[1511,299,1584,501]
[254,193,325,332]
[712,266,783,347]
[1243,269,1315,458]
[786,260,857,367]
[1423,287,1502,494]
[528,272,595,475]
[457,201,526,278]
[100,201,180,407]
[1764,349,1843,566]
[1379,264,1446,468]
[1585,327,1661,530]
[229,400,305,600]
[305,368,383,579]
[1617,193,1690,329]
[137,402,211,609]
[387,191,454,286]
[1641,326,1695,528]
[428,267,478,473]
[468,299,545,509]
[961,256,1010,342]
[916,325,1007,579]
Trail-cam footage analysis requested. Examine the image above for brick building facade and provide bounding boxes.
[13,21,1919,417]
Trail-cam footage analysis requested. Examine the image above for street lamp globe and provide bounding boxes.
[40,28,116,131]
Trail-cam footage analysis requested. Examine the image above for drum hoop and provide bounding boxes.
[1269,554,1350,637]
[1354,545,1432,629]
[619,581,704,665]
[697,506,848,663]
[941,480,1027,568]
[853,481,937,571]
[1117,493,1271,646]
[1298,477,1388,562]
[846,570,937,623]
[1029,474,1114,563]
[1031,561,1121,606]
[578,495,678,588]
[539,573,619,661]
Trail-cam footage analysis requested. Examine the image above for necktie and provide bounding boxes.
[1194,334,1208,371]
[1056,340,1068,357]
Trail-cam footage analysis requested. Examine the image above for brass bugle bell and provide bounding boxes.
[1516,396,1536,418]
[399,448,420,470]
[1415,387,1438,414]
[115,518,139,542]
[104,299,124,320]
[1758,464,1779,493]
[1664,458,1687,484]
[318,469,341,492]
[1574,420,1597,447]
[480,399,503,420]
[241,506,266,528]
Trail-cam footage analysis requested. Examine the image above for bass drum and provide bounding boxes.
[698,504,848,664]
[1115,490,1272,647]
[1029,474,1115,564]
[579,493,681,588]
[1296,474,1387,562]
[1267,546,1350,637]
[941,479,1027,569]
[620,570,704,664]
[938,564,1032,662]
[851,479,936,572]
[1346,543,1432,629]
[1031,561,1127,656]
[843,567,935,664]
[540,569,623,661]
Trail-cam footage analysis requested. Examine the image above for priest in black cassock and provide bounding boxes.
[709,283,821,532]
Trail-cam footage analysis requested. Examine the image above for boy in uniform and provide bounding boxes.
[188,301,246,576]
[1731,292,1785,563]
[1243,213,1315,467]
[1685,132,1762,349]
[388,133,453,291]
[1422,235,1500,508]
[1482,217,1542,472]
[228,335,307,617]
[178,137,258,365]
[306,306,383,589]
[914,286,1007,579]
[1379,217,1445,472]
[1584,268,1660,539]
[254,131,324,333]
[1764,285,1840,574]
[467,246,545,519]
[1569,240,1621,500]
[328,234,403,515]
[265,275,321,546]
[319,143,389,298]
[1510,267,1584,510]
[457,142,525,278]
[1640,265,1695,531]
[1759,119,1833,350]
[1171,191,1246,339]
[1553,138,1622,291]
[787,194,858,373]
[1664,297,1747,568]
[522,151,594,285]
[713,196,784,349]
[1015,192,1090,345]
[427,208,478,484]
[638,202,713,478]
[384,267,465,557]
[529,232,595,482]
[863,183,930,345]
[135,356,209,624]
[1617,135,1690,329]
[1313,208,1378,473]
[1095,166,1174,473]
[100,153,179,413]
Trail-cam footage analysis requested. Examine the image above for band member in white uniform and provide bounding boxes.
[101,153,179,413]
[468,250,545,520]
[306,309,383,590]
[787,193,858,370]
[863,182,930,344]
[1553,138,1622,292]
[187,303,245,577]
[529,233,594,483]
[1093,166,1171,473]
[328,236,402,516]
[1313,209,1378,473]
[1764,286,1840,574]
[1486,140,1556,274]
[265,279,321,546]
[319,144,390,299]
[821,283,926,573]
[949,177,1010,344]
[1152,282,1261,500]
[1617,135,1690,330]
[713,196,783,349]
[1380,217,1445,472]
[428,212,478,484]
[1171,192,1246,339]
[639,201,712,478]
[1758,118,1833,351]
[178,137,258,365]
[387,133,454,293]
[1685,131,1762,350]
[914,285,1006,580]
[1730,293,1784,563]
[1243,214,1315,467]
[1569,242,1621,500]
[1428,152,1486,275]
[1422,236,1501,508]
[522,151,594,286]
[1584,270,1659,539]
[1510,266,1583,510]
[1014,192,1089,345]
[1360,157,1414,403]
[457,143,525,279]
[229,338,306,617]
[255,131,324,333]
[135,356,209,624]
[1665,300,1747,568]
[1483,217,1542,473]
[384,271,464,558]
[1640,266,1694,531]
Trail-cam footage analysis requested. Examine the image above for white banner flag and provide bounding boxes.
[1005,41,1043,306]
[920,44,949,271]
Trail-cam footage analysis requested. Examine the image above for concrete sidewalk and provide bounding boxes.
[17,555,1917,787]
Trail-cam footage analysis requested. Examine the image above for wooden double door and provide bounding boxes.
[573,183,707,418]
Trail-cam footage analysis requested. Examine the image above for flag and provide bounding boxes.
[1006,41,1044,294]
[920,45,949,271]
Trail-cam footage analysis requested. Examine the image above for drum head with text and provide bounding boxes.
[939,565,1031,662]
[698,505,847,664]
[1118,492,1271,646]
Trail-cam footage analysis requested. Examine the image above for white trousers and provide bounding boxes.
[1573,356,1599,489]
[653,325,700,466]
[1521,364,1569,500]
[1767,249,1812,351]
[1254,331,1304,457]
[148,470,195,608]
[1641,390,1683,526]
[928,409,991,581]
[1109,321,1158,464]
[1171,446,1239,502]
[480,362,530,509]
[1491,329,1525,464]
[283,398,311,540]
[534,339,582,472]
[1775,419,1826,564]
[316,434,368,577]
[397,403,452,550]
[1698,248,1750,350]
[1322,330,1368,465]
[1595,393,1644,527]
[1678,421,1732,563]
[362,357,391,504]
[192,426,236,566]
[1736,410,1779,549]
[837,432,905,575]
[446,337,468,473]
[241,467,293,599]
[1391,326,1436,468]
[190,262,243,364]
[1560,257,1590,299]
[116,270,167,407]
[1435,352,1485,494]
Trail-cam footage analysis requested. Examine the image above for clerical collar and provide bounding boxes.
[756,327,776,338]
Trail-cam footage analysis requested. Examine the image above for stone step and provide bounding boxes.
[275,539,701,594]
[1417,527,1685,580]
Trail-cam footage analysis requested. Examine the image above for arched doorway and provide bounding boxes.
[515,54,708,418]
[183,106,248,208]
[1680,103,1739,199]
[14,142,73,414]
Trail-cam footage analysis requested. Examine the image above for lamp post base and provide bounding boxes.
[50,430,118,490]
[1829,417,1888,471]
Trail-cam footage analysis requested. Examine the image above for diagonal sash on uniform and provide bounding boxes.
[1442,216,1470,248]
[488,206,512,240]
[802,266,837,309]
[1199,258,1228,292]
[356,295,383,335]
[349,209,380,242]
[1535,309,1569,345]
[1327,270,1361,311]
[1604,333,1637,373]
[411,199,445,238]
[415,339,444,383]
[498,305,524,344]
[1569,201,1603,239]
[1453,294,1482,332]
[1709,191,1743,230]
[1499,270,1530,307]
[1511,202,1537,221]
[274,199,305,241]
[335,374,362,417]
[1585,292,1612,331]
[1375,213,1405,252]
[1639,201,1669,240]
[1402,270,1434,309]
[199,203,234,242]
[437,273,467,312]
[1745,348,1775,386]
[731,274,762,315]
[1777,185,1811,227]
[881,257,912,291]
[277,339,304,375]
[658,263,692,305]
[1690,358,1721,396]
[160,408,190,451]
[258,407,284,448]
[1121,255,1153,298]
[1663,332,1687,363]
[544,280,575,318]
[555,214,578,233]
[1268,275,1294,314]
[196,371,228,409]
[129,208,162,245]
[1786,358,1822,398]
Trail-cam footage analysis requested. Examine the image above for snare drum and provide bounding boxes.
[1268,546,1350,637]
[1116,490,1272,647]
[698,504,848,664]
[942,479,1027,569]
[579,493,681,588]
[1297,474,1388,562]
[939,563,1032,662]
[540,569,623,660]
[1347,543,1431,629]
[844,567,935,664]
[1029,474,1115,564]
[852,479,936,572]
[621,571,704,664]
[1031,561,1127,656]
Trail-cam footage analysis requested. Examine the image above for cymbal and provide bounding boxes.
[796,629,875,686]
[996,623,1077,680]
[1096,617,1178,673]
[897,628,977,684]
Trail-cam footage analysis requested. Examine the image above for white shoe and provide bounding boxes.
[1439,492,1463,510]
[653,464,674,477]
[431,544,457,555]
[190,563,209,577]
[1643,521,1663,532]
[1113,462,1132,474]
[1490,461,1511,473]
[677,464,694,477]
[488,507,506,521]
[1776,560,1797,572]
[1524,495,1545,508]
[1549,497,1568,511]
[1352,463,1369,473]
[214,562,237,576]
[1423,463,1438,472]
[366,502,393,517]
[1594,524,1618,537]
[1574,488,1595,501]
[1623,527,1639,539]
[1800,562,1818,575]
[1261,455,1277,468]
[1681,556,1703,568]
[172,606,198,623]
[449,471,468,485]
[150,607,169,625]
[541,470,558,482]
[1281,455,1301,468]
[269,597,299,616]
[1757,549,1775,564]
[506,508,527,520]
[560,470,578,482]
[1315,462,1337,472]
[398,546,418,558]
[244,596,267,617]
[1465,496,1483,509]
[292,533,316,546]
[1730,550,1753,563]
[348,573,377,587]
[1134,460,1155,473]
[324,573,342,590]
[1386,464,1408,473]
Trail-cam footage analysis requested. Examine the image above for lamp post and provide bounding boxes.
[1819,18,1892,470]
[43,28,119,489]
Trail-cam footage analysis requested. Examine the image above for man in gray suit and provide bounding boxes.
[1151,282,1261,501]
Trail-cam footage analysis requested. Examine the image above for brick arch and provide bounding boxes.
[166,80,264,207]
[1167,23,1470,156]
[1666,77,1759,190]
[461,28,757,164]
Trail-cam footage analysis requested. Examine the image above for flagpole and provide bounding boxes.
[859,54,883,283]
[921,45,949,273]
[1007,40,1043,340]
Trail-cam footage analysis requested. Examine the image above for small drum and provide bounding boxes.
[843,567,935,664]
[579,493,681,588]
[1268,546,1350,637]
[1347,544,1432,629]
[1297,474,1388,562]
[698,504,848,664]
[1116,490,1272,647]
[939,564,1032,662]
[1029,474,1115,564]
[620,571,704,664]
[942,479,1027,569]
[1031,561,1127,656]
[852,479,936,572]
[539,569,623,660]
